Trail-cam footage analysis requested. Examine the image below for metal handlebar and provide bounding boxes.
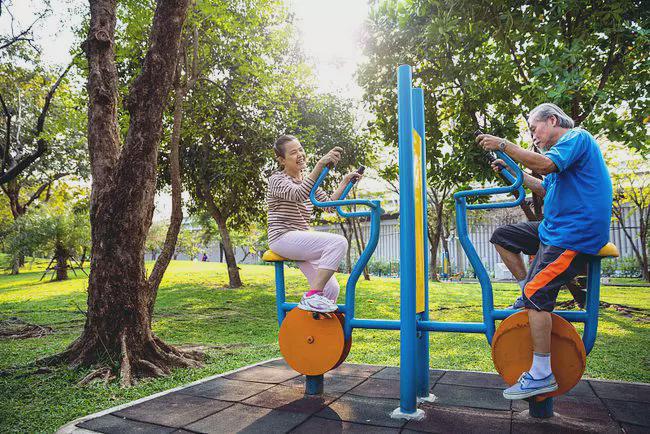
[310,166,381,218]
[453,151,525,210]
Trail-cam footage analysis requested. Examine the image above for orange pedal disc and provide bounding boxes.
[279,308,347,376]
[333,312,352,370]
[491,311,586,399]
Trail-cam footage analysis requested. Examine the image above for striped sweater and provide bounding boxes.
[266,171,331,244]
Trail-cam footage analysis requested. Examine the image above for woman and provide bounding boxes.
[267,134,362,312]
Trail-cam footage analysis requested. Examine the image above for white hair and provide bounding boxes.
[528,103,575,128]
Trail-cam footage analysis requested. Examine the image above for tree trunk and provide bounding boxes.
[79,246,88,268]
[45,0,201,387]
[214,215,242,288]
[55,243,69,281]
[11,255,19,275]
[198,184,242,288]
[146,36,198,311]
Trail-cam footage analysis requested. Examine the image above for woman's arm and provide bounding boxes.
[270,147,343,202]
[330,172,363,200]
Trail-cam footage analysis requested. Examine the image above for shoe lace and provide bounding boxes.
[517,372,531,387]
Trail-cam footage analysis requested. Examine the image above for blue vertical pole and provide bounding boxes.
[582,257,601,354]
[394,64,420,419]
[412,87,431,400]
[305,374,324,395]
[275,262,286,326]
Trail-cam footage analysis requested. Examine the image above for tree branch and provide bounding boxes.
[0,93,12,174]
[22,173,69,209]
[0,7,50,51]
[487,4,530,85]
[576,33,628,124]
[0,61,75,185]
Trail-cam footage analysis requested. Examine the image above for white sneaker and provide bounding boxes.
[297,292,338,313]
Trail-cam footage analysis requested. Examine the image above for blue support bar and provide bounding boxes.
[418,320,487,334]
[455,198,496,343]
[397,64,419,416]
[582,257,601,355]
[454,152,524,202]
[343,207,382,340]
[412,87,431,400]
[305,375,324,395]
[350,318,401,330]
[275,262,286,326]
[492,309,589,322]
[528,397,554,418]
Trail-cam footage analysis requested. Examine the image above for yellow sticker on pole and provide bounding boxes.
[413,130,425,313]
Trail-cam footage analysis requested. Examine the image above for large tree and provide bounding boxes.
[359,0,649,270]
[0,64,87,217]
[47,0,197,386]
[178,0,310,288]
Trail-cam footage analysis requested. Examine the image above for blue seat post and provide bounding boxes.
[275,261,286,326]
[582,255,602,355]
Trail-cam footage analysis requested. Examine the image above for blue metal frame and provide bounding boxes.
[412,87,431,401]
[397,64,419,415]
[268,64,603,420]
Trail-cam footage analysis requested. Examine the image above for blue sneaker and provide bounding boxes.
[508,296,526,310]
[503,372,558,400]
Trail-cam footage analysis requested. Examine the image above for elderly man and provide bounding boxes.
[476,103,612,399]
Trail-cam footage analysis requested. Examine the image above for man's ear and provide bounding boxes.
[549,115,558,127]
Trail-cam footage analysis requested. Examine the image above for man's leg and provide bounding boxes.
[494,244,527,281]
[527,309,553,380]
[527,309,552,353]
[503,244,590,400]
[490,222,541,308]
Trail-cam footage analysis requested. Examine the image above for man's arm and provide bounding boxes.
[477,134,557,175]
[503,142,557,175]
[523,172,546,197]
[494,159,546,197]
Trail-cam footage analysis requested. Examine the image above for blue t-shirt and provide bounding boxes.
[539,129,612,255]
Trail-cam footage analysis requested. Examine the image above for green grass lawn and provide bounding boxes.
[1,260,649,433]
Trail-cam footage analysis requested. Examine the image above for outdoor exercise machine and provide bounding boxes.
[263,64,619,420]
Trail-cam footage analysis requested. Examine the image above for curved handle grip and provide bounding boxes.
[454,151,524,209]
[310,166,380,218]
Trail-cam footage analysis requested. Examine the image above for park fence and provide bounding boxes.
[185,206,643,278]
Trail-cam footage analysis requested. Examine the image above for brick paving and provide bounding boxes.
[59,360,650,433]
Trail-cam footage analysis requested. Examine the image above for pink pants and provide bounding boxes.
[269,230,348,302]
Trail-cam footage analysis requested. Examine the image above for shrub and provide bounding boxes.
[601,256,642,278]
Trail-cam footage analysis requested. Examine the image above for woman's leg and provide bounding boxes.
[296,260,341,302]
[269,231,348,294]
